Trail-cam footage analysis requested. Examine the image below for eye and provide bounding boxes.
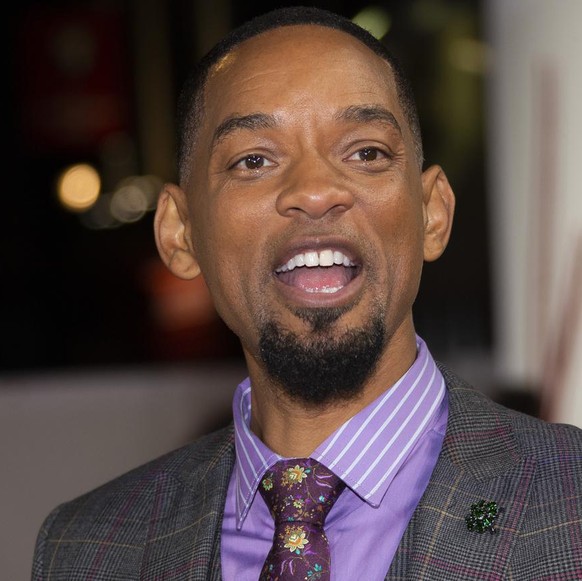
[232,154,275,170]
[347,147,388,162]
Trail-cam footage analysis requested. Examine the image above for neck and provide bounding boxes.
[244,322,418,458]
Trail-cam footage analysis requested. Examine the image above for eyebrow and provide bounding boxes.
[336,105,402,135]
[210,105,401,150]
[212,113,278,149]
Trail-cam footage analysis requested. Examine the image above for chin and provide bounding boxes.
[258,308,386,406]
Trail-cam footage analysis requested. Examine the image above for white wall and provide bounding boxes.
[486,0,582,426]
[0,363,245,581]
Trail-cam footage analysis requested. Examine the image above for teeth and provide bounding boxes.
[275,249,355,273]
[319,249,334,266]
[304,251,319,267]
[305,285,343,294]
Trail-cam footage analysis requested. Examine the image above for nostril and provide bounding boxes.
[276,188,355,219]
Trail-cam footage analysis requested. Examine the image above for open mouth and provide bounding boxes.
[274,249,360,294]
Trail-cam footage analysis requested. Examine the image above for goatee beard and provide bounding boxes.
[258,308,386,406]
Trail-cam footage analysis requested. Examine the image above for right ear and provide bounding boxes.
[154,183,201,280]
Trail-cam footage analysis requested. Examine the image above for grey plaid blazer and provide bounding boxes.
[32,367,582,580]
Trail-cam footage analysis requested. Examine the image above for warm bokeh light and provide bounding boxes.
[116,174,162,210]
[352,6,392,40]
[77,173,162,229]
[57,163,101,211]
[110,184,148,223]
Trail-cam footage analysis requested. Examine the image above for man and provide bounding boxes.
[32,7,582,580]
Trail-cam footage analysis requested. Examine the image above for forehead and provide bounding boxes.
[201,25,401,128]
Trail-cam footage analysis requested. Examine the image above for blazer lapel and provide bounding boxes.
[139,426,235,581]
[387,366,537,580]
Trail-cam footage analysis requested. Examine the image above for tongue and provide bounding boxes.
[278,265,353,293]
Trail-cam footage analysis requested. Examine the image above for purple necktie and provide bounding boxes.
[258,458,346,581]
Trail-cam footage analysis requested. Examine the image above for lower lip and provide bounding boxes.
[272,268,364,308]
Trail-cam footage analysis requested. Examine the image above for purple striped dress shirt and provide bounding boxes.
[221,336,448,580]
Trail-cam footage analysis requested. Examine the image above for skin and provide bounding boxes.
[155,25,455,457]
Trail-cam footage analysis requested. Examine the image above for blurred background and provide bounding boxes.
[3,0,582,578]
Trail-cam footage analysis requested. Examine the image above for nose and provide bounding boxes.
[275,158,355,220]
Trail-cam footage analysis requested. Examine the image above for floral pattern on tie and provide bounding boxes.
[258,458,345,581]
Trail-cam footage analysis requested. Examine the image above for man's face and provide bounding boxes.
[166,26,452,396]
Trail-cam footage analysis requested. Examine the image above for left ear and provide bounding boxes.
[421,165,455,262]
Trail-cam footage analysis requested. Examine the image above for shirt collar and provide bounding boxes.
[231,335,446,528]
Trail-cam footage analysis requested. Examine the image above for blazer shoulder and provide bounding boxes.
[32,425,235,579]
[440,362,582,482]
[59,423,234,514]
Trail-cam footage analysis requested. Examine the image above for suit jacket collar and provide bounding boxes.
[386,364,536,580]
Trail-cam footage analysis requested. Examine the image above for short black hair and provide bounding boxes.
[177,6,423,184]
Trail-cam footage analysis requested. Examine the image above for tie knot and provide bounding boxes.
[259,458,345,527]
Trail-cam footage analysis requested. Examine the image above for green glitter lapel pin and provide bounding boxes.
[465,500,501,534]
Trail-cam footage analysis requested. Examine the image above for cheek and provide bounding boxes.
[197,254,251,338]
[371,184,424,241]
[373,199,425,292]
[192,212,266,335]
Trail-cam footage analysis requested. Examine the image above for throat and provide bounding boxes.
[253,400,354,457]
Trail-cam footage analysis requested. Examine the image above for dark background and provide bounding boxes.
[3,0,490,375]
